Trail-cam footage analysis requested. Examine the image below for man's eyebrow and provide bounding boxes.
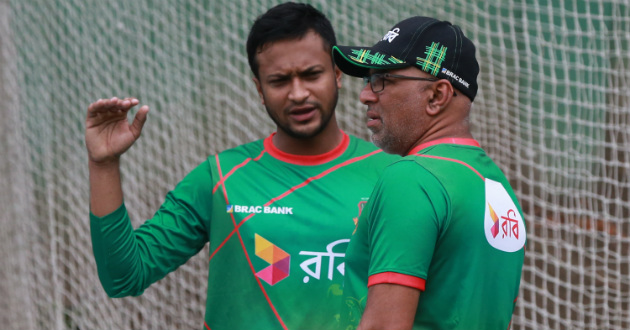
[267,72,290,79]
[299,65,324,73]
[267,65,324,79]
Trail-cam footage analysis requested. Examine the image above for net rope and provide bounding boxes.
[1,1,629,329]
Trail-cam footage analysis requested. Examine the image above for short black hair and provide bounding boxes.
[246,2,337,78]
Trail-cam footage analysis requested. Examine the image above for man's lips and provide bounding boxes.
[366,110,381,128]
[289,106,317,122]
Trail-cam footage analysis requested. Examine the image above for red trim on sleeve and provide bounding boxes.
[264,131,350,165]
[368,272,426,291]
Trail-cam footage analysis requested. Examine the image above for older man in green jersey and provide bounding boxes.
[333,16,526,330]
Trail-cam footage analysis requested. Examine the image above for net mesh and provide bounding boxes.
[1,1,629,329]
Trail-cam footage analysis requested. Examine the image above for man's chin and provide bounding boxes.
[370,134,383,147]
[371,136,399,155]
[284,127,322,139]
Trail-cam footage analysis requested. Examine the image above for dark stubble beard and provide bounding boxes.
[370,114,422,156]
[266,89,339,139]
[371,132,406,155]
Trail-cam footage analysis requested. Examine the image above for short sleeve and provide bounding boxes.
[365,160,450,288]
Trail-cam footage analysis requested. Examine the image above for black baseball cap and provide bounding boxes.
[332,16,479,101]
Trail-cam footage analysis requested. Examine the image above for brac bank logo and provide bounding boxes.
[254,234,290,285]
[226,204,293,215]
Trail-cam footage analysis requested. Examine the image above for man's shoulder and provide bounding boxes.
[192,139,266,173]
[410,144,489,173]
[217,138,266,157]
[381,157,435,180]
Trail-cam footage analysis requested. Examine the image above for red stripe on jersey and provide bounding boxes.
[211,154,289,330]
[208,212,256,260]
[368,272,426,291]
[265,149,383,206]
[406,138,485,180]
[212,150,266,194]
[209,146,384,330]
[204,322,211,330]
[417,154,485,180]
[407,137,480,155]
[264,131,350,165]
[211,148,384,259]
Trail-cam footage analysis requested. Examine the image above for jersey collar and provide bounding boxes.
[407,137,481,155]
[264,131,350,166]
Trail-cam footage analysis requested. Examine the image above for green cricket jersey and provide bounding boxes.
[342,138,526,330]
[90,132,399,330]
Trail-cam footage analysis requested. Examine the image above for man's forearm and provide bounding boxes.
[358,283,420,330]
[89,159,124,217]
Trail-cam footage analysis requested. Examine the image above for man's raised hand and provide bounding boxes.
[85,97,149,164]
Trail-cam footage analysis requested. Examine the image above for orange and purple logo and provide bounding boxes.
[255,234,290,285]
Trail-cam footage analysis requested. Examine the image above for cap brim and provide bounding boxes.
[332,45,409,78]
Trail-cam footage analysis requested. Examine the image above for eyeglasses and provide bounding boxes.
[363,73,438,93]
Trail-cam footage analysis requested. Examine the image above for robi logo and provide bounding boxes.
[254,234,290,285]
[483,179,526,252]
[489,206,520,240]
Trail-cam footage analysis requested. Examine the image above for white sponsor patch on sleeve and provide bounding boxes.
[484,178,526,252]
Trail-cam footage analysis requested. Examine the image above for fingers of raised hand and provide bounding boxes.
[87,97,140,117]
[129,105,150,138]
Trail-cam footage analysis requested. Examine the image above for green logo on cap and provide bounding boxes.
[350,48,403,65]
[416,42,447,76]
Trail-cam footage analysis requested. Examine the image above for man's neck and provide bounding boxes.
[272,123,344,156]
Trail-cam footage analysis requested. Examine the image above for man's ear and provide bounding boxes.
[253,77,265,105]
[426,79,455,116]
[334,65,342,89]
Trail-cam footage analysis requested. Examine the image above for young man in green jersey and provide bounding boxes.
[332,16,527,330]
[85,3,397,330]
